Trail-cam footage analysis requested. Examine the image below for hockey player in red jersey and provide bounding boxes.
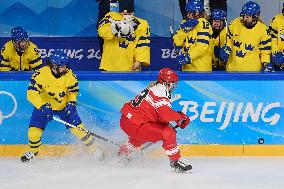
[119,68,191,172]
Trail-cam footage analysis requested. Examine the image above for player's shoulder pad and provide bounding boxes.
[67,69,78,80]
[3,41,14,50]
[149,83,169,98]
[230,17,241,26]
[257,20,269,30]
[31,66,47,79]
[136,17,148,25]
[26,42,40,54]
[28,41,38,49]
[273,14,284,21]
[197,17,212,30]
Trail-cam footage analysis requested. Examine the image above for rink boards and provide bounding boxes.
[1,72,284,156]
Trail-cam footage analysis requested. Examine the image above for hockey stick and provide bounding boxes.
[53,116,119,146]
[53,94,181,149]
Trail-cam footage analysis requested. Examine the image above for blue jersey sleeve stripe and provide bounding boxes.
[69,89,79,93]
[197,32,210,37]
[197,39,209,45]
[260,46,271,50]
[136,43,151,48]
[29,57,41,65]
[260,39,271,45]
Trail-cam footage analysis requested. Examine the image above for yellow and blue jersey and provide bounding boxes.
[212,28,227,70]
[98,12,150,71]
[226,17,271,72]
[0,40,42,71]
[173,17,213,71]
[27,66,79,110]
[269,14,284,54]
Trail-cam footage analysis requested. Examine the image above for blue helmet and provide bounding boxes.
[186,0,204,13]
[210,9,227,20]
[240,1,261,17]
[11,26,29,41]
[49,50,69,67]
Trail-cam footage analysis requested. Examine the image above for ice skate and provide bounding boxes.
[170,158,192,172]
[21,151,38,163]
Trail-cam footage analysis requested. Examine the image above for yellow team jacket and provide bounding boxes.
[0,40,42,71]
[212,28,227,70]
[27,66,79,110]
[98,12,150,71]
[269,14,284,54]
[173,17,213,71]
[226,17,271,72]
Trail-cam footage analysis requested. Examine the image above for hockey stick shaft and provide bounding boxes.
[53,116,119,146]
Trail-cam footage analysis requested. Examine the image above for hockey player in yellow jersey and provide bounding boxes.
[219,1,272,72]
[0,26,42,71]
[210,9,227,71]
[21,50,102,162]
[269,3,284,71]
[98,0,150,71]
[173,0,213,72]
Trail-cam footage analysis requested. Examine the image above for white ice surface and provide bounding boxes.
[0,156,284,189]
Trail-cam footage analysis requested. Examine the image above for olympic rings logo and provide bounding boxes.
[0,91,17,126]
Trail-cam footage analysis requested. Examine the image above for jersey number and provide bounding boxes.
[131,89,149,107]
[202,21,210,29]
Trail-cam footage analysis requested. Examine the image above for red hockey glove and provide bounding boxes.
[176,111,190,129]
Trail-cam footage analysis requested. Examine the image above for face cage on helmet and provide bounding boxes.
[163,81,178,92]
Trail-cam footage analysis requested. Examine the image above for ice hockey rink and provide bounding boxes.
[1,155,284,189]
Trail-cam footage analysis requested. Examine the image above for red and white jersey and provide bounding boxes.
[121,83,182,125]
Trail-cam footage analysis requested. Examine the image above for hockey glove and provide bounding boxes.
[262,62,275,72]
[180,18,199,33]
[40,103,53,121]
[65,101,77,117]
[110,19,132,38]
[176,111,190,129]
[272,52,284,66]
[219,45,231,62]
[177,53,191,70]
[125,17,140,35]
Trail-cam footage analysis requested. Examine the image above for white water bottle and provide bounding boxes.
[110,1,119,12]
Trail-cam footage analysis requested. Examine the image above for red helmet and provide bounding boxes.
[158,68,178,83]
[158,68,178,91]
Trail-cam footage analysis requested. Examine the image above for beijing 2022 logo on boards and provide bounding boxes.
[0,91,17,126]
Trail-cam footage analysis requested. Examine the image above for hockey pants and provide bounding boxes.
[120,115,181,161]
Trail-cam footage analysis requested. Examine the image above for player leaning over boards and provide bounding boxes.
[173,0,213,71]
[0,26,42,71]
[98,0,150,71]
[219,1,272,72]
[119,68,191,172]
[21,50,102,162]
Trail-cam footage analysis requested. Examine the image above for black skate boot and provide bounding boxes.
[21,151,38,163]
[170,159,192,172]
